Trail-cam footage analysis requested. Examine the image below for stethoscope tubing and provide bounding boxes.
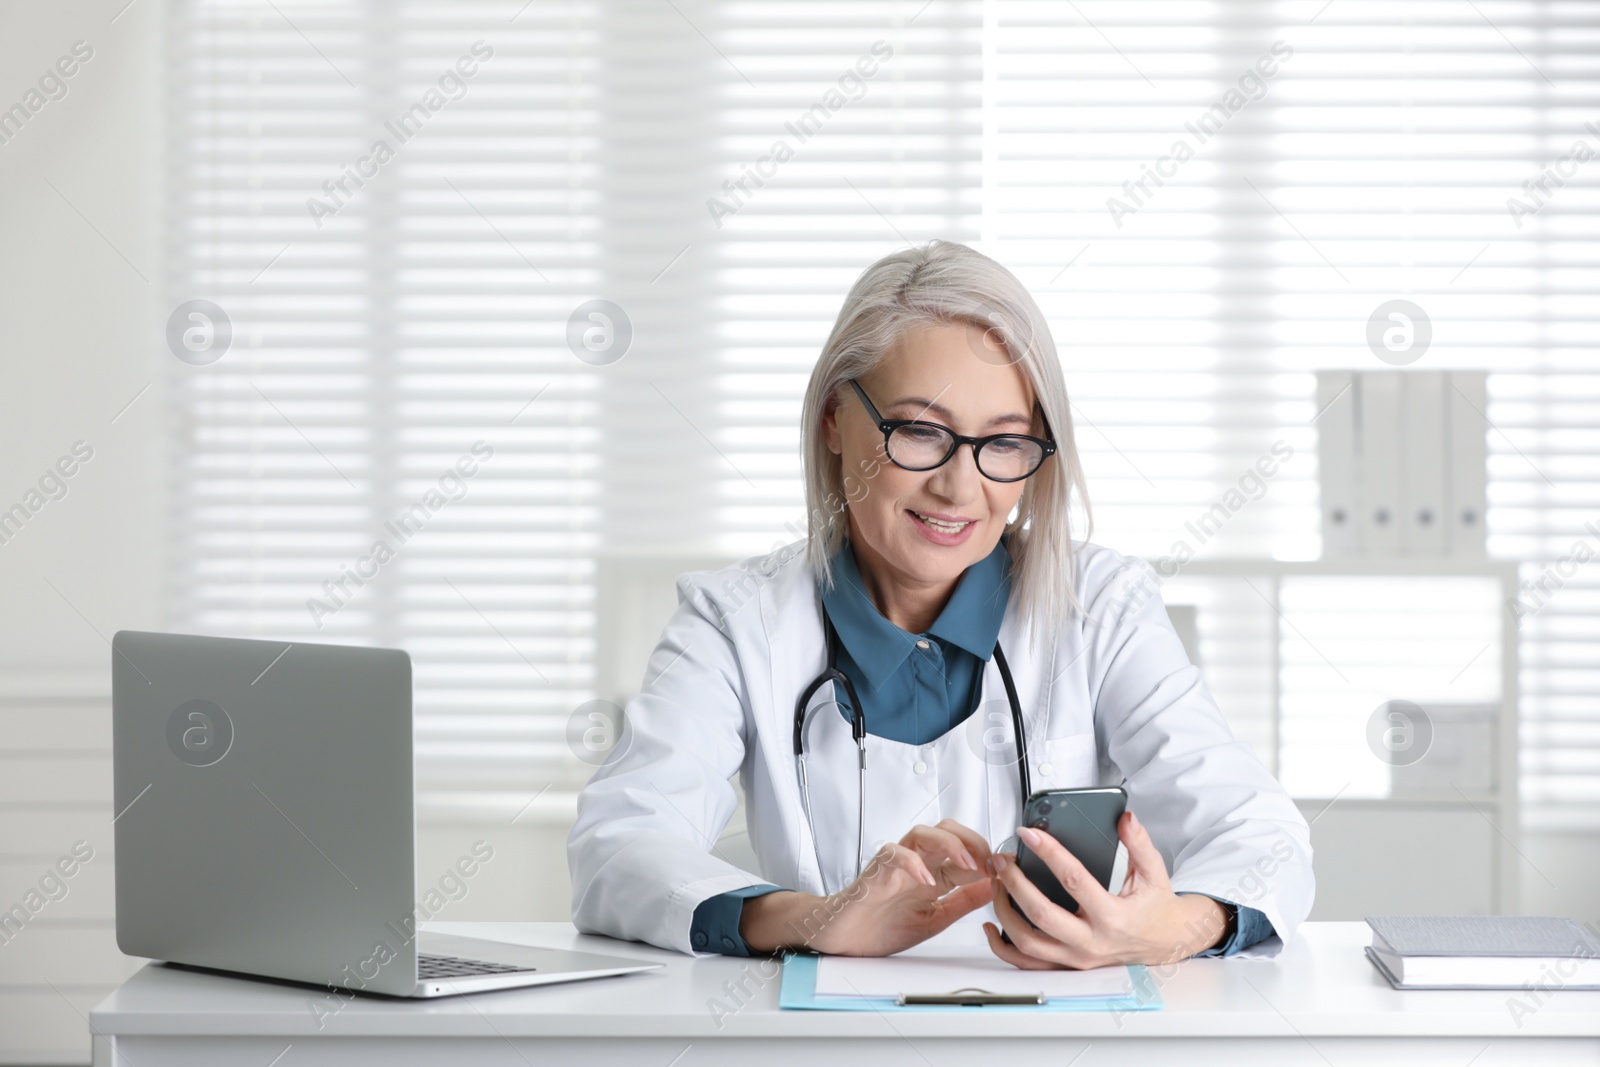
[793,610,1031,894]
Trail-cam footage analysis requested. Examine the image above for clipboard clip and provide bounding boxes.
[896,986,1046,1007]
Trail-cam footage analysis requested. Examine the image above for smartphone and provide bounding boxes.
[1003,786,1126,930]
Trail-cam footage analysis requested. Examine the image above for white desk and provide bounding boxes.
[90,921,1600,1067]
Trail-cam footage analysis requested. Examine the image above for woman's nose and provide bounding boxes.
[924,440,984,500]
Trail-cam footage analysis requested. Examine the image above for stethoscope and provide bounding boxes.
[793,609,1032,892]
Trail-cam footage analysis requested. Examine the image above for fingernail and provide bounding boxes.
[1130,812,1141,829]
[1017,826,1041,846]
[992,853,1012,872]
[959,852,978,871]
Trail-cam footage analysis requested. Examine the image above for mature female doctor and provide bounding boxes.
[567,240,1314,967]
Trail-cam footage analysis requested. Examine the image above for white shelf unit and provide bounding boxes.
[1167,558,1520,918]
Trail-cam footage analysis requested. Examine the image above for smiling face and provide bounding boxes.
[822,320,1042,628]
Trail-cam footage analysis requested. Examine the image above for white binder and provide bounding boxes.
[1445,371,1489,557]
[1317,371,1359,556]
[1400,372,1446,555]
[1359,372,1402,556]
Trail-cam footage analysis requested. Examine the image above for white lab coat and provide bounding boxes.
[567,537,1314,958]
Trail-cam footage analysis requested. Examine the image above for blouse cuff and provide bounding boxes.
[689,883,788,956]
[1176,891,1276,957]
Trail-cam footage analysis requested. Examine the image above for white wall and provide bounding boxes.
[0,3,164,1062]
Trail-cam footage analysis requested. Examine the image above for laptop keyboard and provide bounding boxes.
[417,952,537,979]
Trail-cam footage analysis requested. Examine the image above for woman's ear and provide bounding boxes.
[821,391,844,456]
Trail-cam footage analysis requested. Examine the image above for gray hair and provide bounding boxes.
[799,240,1092,649]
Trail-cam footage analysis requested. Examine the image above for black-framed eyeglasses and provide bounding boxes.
[847,378,1057,483]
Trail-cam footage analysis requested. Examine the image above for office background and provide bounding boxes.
[1,1,1597,1061]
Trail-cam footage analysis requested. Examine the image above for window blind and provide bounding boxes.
[167,0,1599,828]
[163,0,987,816]
[165,0,604,814]
[705,2,984,554]
[989,0,1600,829]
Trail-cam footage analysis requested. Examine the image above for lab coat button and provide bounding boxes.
[1039,762,1054,775]
[913,760,927,774]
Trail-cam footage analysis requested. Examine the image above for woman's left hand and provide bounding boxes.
[982,810,1230,969]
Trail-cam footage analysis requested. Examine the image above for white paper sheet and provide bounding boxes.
[813,921,1136,1000]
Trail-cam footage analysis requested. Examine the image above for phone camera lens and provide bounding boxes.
[1037,800,1052,815]
[1030,818,1049,833]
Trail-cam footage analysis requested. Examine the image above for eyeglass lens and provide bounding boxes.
[886,424,1045,480]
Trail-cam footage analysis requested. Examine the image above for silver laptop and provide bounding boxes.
[111,630,661,998]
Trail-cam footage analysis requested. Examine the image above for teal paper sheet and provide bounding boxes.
[779,952,1163,1012]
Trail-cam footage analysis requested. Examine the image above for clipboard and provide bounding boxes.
[778,952,1163,1013]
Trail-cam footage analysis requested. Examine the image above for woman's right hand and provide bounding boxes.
[739,819,995,956]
